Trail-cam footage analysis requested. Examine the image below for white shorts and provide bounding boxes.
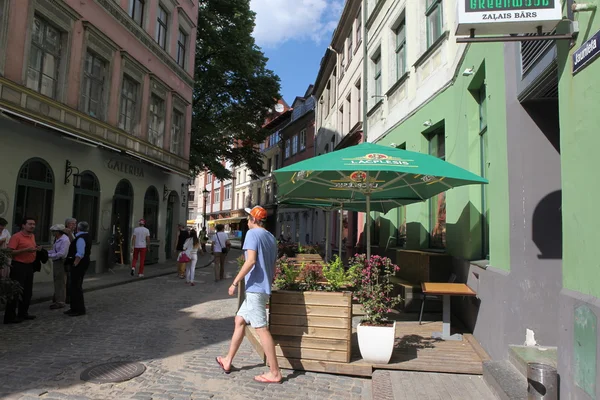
[237,292,269,328]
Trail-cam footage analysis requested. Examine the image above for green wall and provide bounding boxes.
[375,43,511,270]
[557,0,600,297]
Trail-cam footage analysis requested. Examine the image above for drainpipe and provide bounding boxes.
[362,1,368,144]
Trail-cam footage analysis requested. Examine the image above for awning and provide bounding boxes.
[208,217,244,225]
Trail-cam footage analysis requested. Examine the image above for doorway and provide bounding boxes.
[112,179,133,265]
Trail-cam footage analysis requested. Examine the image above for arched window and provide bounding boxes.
[14,158,54,243]
[143,186,159,239]
[115,179,133,197]
[73,171,100,241]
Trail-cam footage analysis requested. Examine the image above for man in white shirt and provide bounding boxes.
[131,219,150,277]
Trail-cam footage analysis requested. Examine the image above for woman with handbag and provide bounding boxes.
[211,224,230,282]
[183,230,203,285]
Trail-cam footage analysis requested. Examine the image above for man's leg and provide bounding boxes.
[4,265,24,323]
[255,326,282,382]
[138,248,147,275]
[132,248,139,274]
[18,264,34,318]
[219,315,247,371]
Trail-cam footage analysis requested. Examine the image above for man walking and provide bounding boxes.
[131,219,150,277]
[216,206,282,384]
[64,222,92,317]
[4,217,40,324]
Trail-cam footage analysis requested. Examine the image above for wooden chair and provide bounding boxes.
[419,273,457,324]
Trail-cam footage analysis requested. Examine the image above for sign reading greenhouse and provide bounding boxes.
[456,0,562,37]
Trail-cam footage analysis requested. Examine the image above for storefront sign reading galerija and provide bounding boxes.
[107,159,144,177]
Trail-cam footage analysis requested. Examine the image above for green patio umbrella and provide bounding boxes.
[273,142,488,258]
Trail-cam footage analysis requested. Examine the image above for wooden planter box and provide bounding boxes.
[269,290,353,364]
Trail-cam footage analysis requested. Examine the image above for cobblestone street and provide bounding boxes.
[0,252,370,400]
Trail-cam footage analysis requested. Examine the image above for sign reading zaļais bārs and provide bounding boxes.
[456,0,563,37]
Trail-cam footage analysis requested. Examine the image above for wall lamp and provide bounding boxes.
[423,120,433,127]
[64,160,82,188]
[463,67,475,76]
[163,185,172,201]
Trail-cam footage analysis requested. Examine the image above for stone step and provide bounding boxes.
[508,345,557,378]
[483,360,528,400]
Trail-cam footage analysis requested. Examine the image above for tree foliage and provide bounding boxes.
[190,0,281,180]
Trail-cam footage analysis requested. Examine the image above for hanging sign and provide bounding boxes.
[456,0,563,36]
[573,29,600,75]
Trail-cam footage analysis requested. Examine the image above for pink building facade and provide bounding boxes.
[0,0,198,278]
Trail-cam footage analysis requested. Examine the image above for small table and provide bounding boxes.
[421,282,477,341]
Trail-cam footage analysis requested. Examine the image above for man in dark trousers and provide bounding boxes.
[4,217,40,324]
[64,221,92,317]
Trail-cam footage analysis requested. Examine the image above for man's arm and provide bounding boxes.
[231,249,256,291]
[131,234,136,249]
[145,232,150,248]
[8,236,36,255]
[73,238,85,267]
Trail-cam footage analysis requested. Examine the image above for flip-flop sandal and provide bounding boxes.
[215,357,231,374]
[253,375,282,384]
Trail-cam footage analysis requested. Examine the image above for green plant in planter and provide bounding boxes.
[274,256,301,290]
[322,255,360,292]
[298,262,324,291]
[351,254,401,325]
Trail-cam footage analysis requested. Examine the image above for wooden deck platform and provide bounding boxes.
[245,311,489,377]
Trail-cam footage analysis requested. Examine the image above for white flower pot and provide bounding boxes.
[357,321,397,364]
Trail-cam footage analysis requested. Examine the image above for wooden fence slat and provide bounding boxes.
[272,336,349,351]
[271,291,352,307]
[270,314,350,329]
[270,324,351,340]
[269,304,351,318]
[276,346,349,363]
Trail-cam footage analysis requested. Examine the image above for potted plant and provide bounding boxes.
[351,254,401,364]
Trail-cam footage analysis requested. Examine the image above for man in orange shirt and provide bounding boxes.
[3,217,40,324]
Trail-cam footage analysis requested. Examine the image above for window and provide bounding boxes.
[171,109,184,156]
[356,79,361,117]
[395,20,407,80]
[340,42,345,71]
[207,174,212,183]
[14,159,54,243]
[426,0,443,47]
[428,130,446,249]
[73,172,100,241]
[188,190,195,202]
[129,0,145,27]
[242,191,246,207]
[339,106,344,134]
[356,8,362,45]
[177,29,187,68]
[148,95,165,147]
[348,32,353,64]
[119,76,138,133]
[324,84,330,116]
[300,129,307,150]
[187,208,194,220]
[156,5,168,50]
[81,52,106,119]
[143,186,159,239]
[27,16,61,99]
[373,52,382,98]
[292,135,298,154]
[214,190,220,203]
[347,93,352,128]
[479,84,489,259]
[236,193,239,208]
[224,184,232,201]
[330,69,337,108]
[275,154,279,169]
[243,170,246,182]
[237,171,241,182]
[267,158,272,172]
[285,139,291,158]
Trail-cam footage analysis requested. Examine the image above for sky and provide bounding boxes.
[249,0,344,105]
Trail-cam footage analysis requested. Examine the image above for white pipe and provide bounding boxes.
[325,210,330,261]
[339,207,343,260]
[366,172,371,259]
[573,3,597,12]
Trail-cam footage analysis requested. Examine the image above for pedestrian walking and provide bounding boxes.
[211,224,230,282]
[63,221,92,317]
[175,224,189,279]
[3,217,40,324]
[131,219,150,277]
[47,224,70,309]
[216,206,282,384]
[0,217,11,280]
[63,217,76,304]
[184,229,203,285]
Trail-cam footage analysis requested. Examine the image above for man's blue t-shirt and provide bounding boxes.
[243,227,277,295]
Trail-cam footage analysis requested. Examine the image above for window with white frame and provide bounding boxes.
[372,50,382,99]
[236,192,239,208]
[214,190,220,203]
[346,93,352,128]
[356,7,362,45]
[224,184,231,200]
[129,0,145,27]
[395,19,407,80]
[292,135,298,154]
[300,129,306,150]
[339,106,344,134]
[119,75,138,133]
[27,16,61,99]
[208,174,212,183]
[348,32,353,64]
[81,51,106,119]
[177,29,187,68]
[156,5,168,50]
[426,0,443,47]
[171,109,184,156]
[355,79,361,117]
[330,68,337,108]
[285,139,291,158]
[340,42,345,71]
[148,95,165,147]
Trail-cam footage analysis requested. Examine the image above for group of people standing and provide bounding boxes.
[174,223,230,284]
[2,216,92,324]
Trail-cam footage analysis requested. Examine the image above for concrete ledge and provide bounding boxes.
[483,360,528,400]
[508,345,557,378]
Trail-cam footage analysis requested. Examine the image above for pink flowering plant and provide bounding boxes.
[351,254,401,326]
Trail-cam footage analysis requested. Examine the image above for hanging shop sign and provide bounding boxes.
[456,0,563,36]
[573,29,600,75]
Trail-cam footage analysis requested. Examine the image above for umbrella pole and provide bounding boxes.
[339,206,343,260]
[325,210,330,261]
[366,193,371,259]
